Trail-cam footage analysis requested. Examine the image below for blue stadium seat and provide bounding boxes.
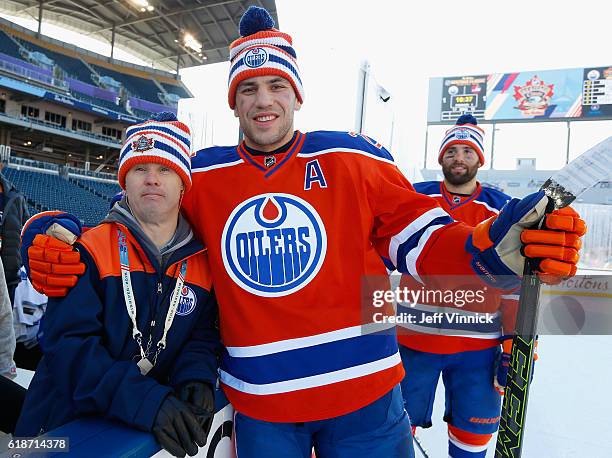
[12,35,95,85]
[74,176,121,200]
[92,64,161,103]
[5,167,115,227]
[160,82,190,99]
[0,30,24,60]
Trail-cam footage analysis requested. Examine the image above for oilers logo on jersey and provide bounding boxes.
[176,285,197,316]
[221,193,327,297]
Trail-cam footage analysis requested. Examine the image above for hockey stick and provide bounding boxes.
[494,137,612,458]
[413,433,430,458]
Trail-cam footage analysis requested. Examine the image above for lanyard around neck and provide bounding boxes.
[117,229,187,369]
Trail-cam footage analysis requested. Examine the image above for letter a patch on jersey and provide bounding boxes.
[304,159,328,190]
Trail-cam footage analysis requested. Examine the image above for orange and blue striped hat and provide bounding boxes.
[228,6,304,109]
[118,112,192,191]
[438,114,485,165]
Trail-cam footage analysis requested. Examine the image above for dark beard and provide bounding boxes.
[442,163,478,186]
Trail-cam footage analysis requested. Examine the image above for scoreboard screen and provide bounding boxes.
[440,75,487,121]
[429,65,612,123]
[582,66,612,118]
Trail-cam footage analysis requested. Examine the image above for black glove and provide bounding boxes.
[177,381,215,439]
[152,395,206,457]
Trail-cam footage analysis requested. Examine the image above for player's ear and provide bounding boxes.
[233,107,239,118]
[295,100,302,112]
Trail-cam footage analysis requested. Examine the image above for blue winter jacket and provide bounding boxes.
[15,220,220,436]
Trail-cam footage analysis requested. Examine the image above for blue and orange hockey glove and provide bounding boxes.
[21,211,85,297]
[494,337,539,396]
[466,191,586,289]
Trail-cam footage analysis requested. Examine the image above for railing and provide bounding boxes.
[9,155,60,171]
[65,166,117,181]
[0,53,68,91]
[128,96,176,114]
[67,77,118,103]
[0,111,121,146]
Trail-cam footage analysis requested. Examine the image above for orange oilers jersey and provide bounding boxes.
[397,181,519,354]
[183,131,475,422]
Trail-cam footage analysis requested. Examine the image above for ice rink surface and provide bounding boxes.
[415,335,612,457]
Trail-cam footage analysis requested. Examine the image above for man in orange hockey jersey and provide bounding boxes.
[398,114,522,457]
[21,6,585,458]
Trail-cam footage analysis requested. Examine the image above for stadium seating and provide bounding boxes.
[2,30,187,119]
[91,64,161,103]
[0,30,24,60]
[12,35,96,85]
[3,167,117,227]
[73,176,121,200]
[161,82,190,99]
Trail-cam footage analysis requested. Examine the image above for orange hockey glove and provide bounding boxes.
[21,211,85,297]
[521,207,587,284]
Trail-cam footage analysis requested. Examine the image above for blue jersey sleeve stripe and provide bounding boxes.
[299,131,395,162]
[191,146,242,170]
[394,215,454,273]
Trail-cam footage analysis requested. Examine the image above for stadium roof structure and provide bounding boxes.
[0,0,278,73]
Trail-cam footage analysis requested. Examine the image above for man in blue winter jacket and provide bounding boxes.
[15,114,220,458]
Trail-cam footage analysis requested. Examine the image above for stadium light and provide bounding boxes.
[130,0,154,12]
[130,0,149,8]
[183,33,202,54]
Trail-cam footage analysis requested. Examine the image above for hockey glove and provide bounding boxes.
[21,211,85,297]
[520,206,586,284]
[177,381,215,440]
[153,395,206,458]
[494,337,539,396]
[467,191,586,289]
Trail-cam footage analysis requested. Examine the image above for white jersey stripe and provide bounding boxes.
[449,432,491,453]
[396,321,502,339]
[473,199,501,214]
[225,322,394,358]
[192,159,245,173]
[297,148,395,165]
[404,224,447,284]
[219,351,401,395]
[389,207,450,267]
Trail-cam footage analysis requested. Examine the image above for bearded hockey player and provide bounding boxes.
[21,6,586,458]
[398,114,536,458]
